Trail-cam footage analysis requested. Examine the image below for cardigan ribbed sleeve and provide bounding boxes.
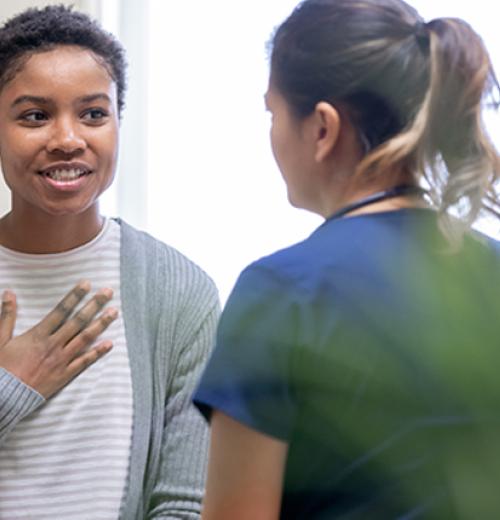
[145,241,220,519]
[0,368,45,444]
[118,220,220,519]
[147,302,220,519]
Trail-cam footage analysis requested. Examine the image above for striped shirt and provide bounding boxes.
[0,219,133,519]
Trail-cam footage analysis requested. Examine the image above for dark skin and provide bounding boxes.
[0,45,120,396]
[0,46,119,253]
[0,211,104,255]
[0,283,116,399]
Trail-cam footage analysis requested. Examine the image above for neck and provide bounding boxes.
[322,183,429,220]
[0,207,104,253]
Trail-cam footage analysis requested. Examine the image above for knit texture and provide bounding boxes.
[0,219,220,519]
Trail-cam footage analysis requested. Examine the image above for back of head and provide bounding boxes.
[0,5,127,114]
[270,0,500,243]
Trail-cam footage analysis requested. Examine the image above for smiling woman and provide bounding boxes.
[0,46,119,249]
[0,5,219,520]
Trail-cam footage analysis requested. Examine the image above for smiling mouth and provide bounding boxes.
[39,167,91,181]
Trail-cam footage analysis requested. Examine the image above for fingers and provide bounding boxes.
[0,284,117,399]
[0,290,17,346]
[64,306,118,359]
[38,281,91,335]
[35,303,117,396]
[52,288,114,343]
[66,340,114,378]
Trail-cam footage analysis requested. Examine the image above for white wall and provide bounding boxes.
[144,0,500,302]
[145,0,322,303]
[0,0,74,19]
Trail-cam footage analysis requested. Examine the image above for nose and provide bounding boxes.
[46,117,86,155]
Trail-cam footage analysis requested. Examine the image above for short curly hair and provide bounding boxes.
[0,4,127,114]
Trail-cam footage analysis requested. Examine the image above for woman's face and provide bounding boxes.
[0,45,119,219]
[265,82,320,214]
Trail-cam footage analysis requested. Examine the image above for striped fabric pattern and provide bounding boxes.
[0,219,133,519]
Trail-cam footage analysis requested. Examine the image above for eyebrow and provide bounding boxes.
[12,95,50,107]
[11,93,112,108]
[78,93,112,104]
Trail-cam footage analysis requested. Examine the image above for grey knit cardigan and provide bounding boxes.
[0,219,220,519]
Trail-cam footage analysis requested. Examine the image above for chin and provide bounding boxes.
[287,191,301,208]
[287,192,317,214]
[39,201,98,218]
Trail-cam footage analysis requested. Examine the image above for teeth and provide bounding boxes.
[46,168,86,181]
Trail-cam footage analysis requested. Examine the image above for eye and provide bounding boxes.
[19,110,48,125]
[81,108,109,124]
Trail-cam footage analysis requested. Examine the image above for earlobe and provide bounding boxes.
[314,101,340,163]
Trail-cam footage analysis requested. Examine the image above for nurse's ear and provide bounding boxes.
[312,101,341,163]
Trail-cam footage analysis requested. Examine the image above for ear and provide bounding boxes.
[313,101,341,163]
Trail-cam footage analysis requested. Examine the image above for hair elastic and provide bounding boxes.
[414,20,430,52]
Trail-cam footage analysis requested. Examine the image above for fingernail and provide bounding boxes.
[100,288,114,300]
[2,290,13,303]
[106,308,119,320]
[102,341,113,351]
[76,281,91,295]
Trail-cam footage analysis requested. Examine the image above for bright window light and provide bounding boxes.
[146,0,320,301]
[129,0,499,302]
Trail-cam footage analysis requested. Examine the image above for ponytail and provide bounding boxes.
[357,17,500,243]
[270,0,500,243]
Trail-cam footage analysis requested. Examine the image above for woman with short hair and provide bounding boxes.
[0,6,219,519]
